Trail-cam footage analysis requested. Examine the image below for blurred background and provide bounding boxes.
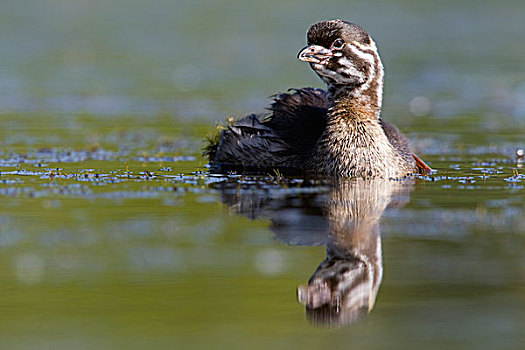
[2,0,525,124]
[1,0,525,349]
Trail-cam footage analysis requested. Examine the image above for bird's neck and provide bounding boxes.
[327,55,384,120]
[327,86,381,120]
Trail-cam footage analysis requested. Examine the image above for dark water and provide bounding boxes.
[1,0,525,349]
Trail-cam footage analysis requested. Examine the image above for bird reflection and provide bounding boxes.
[213,177,413,327]
[298,179,412,327]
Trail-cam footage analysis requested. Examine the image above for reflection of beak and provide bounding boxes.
[297,45,333,65]
[297,281,332,309]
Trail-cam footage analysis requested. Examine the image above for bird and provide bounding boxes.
[204,19,431,178]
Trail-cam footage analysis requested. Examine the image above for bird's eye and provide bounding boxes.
[331,38,344,49]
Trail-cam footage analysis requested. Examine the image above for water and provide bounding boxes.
[1,0,525,349]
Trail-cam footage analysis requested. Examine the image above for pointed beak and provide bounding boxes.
[297,45,333,65]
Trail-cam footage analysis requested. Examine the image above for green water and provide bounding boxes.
[1,0,525,349]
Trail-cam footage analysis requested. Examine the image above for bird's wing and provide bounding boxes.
[208,88,329,172]
[379,118,432,174]
[264,88,329,153]
[213,114,292,168]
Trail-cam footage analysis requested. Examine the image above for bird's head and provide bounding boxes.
[298,20,384,103]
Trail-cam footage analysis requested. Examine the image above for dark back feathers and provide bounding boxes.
[210,88,329,172]
[265,88,328,153]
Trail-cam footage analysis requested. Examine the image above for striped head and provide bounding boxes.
[298,20,384,107]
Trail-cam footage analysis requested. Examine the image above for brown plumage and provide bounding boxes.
[205,20,431,178]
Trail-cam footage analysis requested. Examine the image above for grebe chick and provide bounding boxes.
[205,20,431,178]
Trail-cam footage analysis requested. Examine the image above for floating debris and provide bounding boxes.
[0,145,524,201]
